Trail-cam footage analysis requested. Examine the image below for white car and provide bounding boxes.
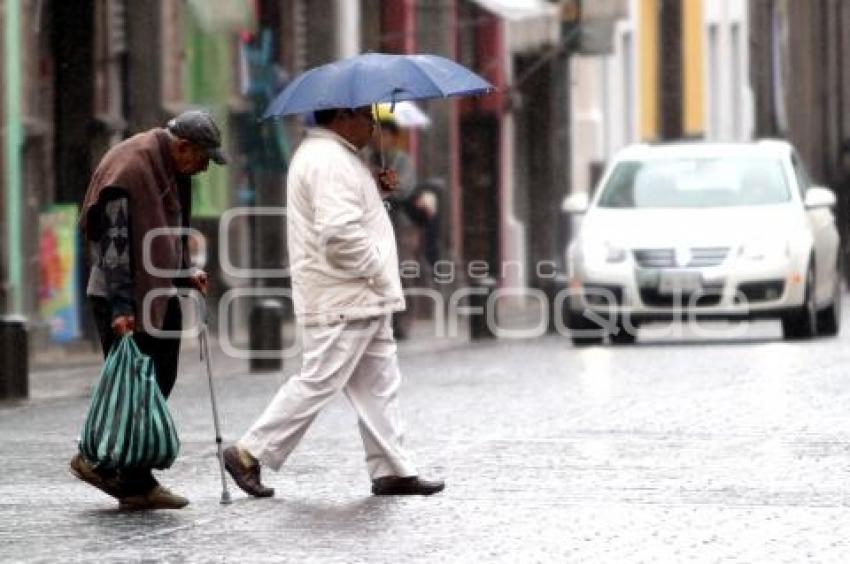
[563,140,842,345]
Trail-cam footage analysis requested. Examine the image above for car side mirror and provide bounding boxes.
[804,186,837,209]
[562,192,589,214]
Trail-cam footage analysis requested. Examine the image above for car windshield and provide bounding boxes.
[597,157,790,208]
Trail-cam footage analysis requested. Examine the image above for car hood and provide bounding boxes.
[579,205,805,248]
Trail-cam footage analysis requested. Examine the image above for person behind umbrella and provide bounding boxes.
[364,114,418,339]
[222,105,445,498]
[71,110,227,510]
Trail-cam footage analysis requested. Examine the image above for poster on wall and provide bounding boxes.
[38,205,80,342]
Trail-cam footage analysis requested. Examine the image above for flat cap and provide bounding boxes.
[167,110,228,165]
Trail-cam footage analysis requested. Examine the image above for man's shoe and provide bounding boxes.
[223,445,274,498]
[371,476,445,496]
[69,453,124,499]
[119,485,189,510]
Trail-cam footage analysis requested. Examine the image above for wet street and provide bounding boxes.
[4,306,850,563]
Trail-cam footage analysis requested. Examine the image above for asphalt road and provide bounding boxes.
[4,309,850,562]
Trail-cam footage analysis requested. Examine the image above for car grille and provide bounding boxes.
[688,247,730,267]
[633,249,675,267]
[639,283,725,307]
[633,247,729,268]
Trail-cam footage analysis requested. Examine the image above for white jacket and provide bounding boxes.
[287,128,405,325]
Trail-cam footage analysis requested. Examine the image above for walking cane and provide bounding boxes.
[198,299,232,505]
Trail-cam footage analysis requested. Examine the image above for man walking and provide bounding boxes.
[223,106,444,498]
[70,110,227,510]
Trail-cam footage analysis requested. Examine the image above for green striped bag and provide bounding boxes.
[79,335,180,470]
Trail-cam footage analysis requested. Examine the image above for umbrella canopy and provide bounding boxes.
[376,101,431,129]
[263,52,493,118]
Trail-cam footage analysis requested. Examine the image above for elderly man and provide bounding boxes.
[223,106,444,498]
[70,110,227,510]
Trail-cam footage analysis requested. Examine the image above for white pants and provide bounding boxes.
[239,315,418,479]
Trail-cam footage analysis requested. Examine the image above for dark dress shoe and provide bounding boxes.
[223,446,274,498]
[371,476,445,496]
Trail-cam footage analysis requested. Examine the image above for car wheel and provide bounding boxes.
[781,264,817,340]
[566,308,605,347]
[610,317,638,345]
[816,262,842,337]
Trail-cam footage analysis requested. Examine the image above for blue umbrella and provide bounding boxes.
[263,52,494,118]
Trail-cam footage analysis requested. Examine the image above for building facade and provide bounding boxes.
[1,0,278,356]
[1,0,579,369]
[749,0,850,275]
[571,0,753,205]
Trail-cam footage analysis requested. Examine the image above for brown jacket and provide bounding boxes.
[80,129,192,330]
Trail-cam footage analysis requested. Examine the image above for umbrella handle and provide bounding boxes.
[373,103,386,171]
[374,90,399,172]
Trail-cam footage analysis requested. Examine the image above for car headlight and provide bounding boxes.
[738,239,789,261]
[583,240,627,264]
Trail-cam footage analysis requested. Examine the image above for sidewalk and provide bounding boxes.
[23,294,552,403]
[25,318,472,402]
